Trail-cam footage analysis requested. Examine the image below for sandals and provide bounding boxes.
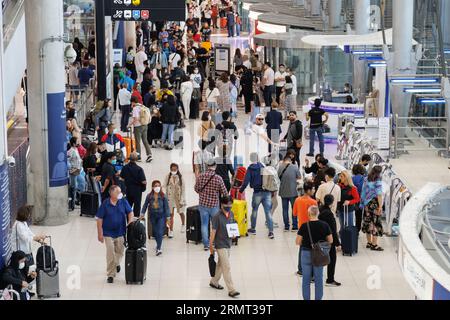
[371,245,384,251]
[209,283,224,290]
[366,243,373,249]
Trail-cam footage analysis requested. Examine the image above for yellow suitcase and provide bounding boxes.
[232,200,248,237]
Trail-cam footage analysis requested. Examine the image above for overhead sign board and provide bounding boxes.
[105,0,186,21]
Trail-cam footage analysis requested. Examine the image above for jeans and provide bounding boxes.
[228,24,234,37]
[120,105,131,132]
[68,175,77,210]
[151,215,166,251]
[161,123,176,146]
[309,127,325,155]
[301,249,324,300]
[251,191,273,232]
[281,197,298,230]
[263,85,274,108]
[198,206,220,248]
[236,24,241,36]
[338,209,355,234]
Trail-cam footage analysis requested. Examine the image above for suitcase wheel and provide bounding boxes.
[140,281,144,285]
[57,293,61,298]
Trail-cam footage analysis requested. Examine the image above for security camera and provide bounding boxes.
[6,156,15,168]
[65,44,77,64]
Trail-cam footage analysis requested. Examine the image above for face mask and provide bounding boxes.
[111,159,117,165]
[113,129,118,134]
[154,187,161,193]
[194,70,199,74]
[171,171,178,175]
[223,206,232,213]
[117,193,124,200]
[19,262,25,270]
[280,68,285,73]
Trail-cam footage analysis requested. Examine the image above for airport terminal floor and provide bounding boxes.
[2,0,450,307]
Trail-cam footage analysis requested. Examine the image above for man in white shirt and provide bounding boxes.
[168,51,181,72]
[315,167,341,215]
[262,62,275,107]
[118,83,132,132]
[248,114,277,160]
[242,55,252,69]
[134,46,148,84]
[130,96,153,162]
[274,64,288,105]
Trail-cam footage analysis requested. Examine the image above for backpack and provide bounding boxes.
[36,245,57,271]
[262,166,280,192]
[126,220,146,250]
[139,104,151,126]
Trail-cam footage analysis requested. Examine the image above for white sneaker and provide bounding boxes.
[168,230,174,238]
[156,250,163,256]
[181,225,185,233]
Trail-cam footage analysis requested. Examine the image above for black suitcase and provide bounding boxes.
[341,207,358,256]
[147,216,169,240]
[125,248,147,285]
[186,206,202,244]
[36,236,60,299]
[80,192,99,217]
[80,176,101,217]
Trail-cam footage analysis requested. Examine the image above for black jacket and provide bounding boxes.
[160,102,180,124]
[319,206,340,247]
[304,162,320,175]
[265,110,283,132]
[1,266,33,294]
[216,120,239,140]
[241,70,254,96]
[215,159,235,183]
[283,120,303,147]
[120,162,147,194]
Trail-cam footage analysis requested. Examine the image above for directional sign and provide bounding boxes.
[105,0,186,21]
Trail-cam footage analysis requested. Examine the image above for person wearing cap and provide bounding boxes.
[306,98,329,157]
[250,114,278,158]
[209,196,240,298]
[119,70,136,92]
[194,158,228,250]
[239,152,275,239]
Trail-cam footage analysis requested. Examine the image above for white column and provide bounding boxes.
[328,0,342,29]
[0,4,7,164]
[124,21,137,50]
[355,0,370,35]
[310,0,321,16]
[391,0,414,118]
[25,0,68,226]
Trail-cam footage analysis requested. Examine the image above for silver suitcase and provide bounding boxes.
[36,236,60,299]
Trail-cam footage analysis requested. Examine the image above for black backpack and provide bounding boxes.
[126,220,146,250]
[36,245,57,271]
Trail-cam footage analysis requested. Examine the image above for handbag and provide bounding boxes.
[69,167,81,176]
[208,254,216,277]
[306,222,331,267]
[323,124,331,133]
[295,140,303,149]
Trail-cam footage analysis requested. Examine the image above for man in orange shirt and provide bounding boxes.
[293,182,317,276]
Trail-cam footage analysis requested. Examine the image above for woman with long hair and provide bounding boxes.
[337,170,360,233]
[360,166,384,251]
[141,181,170,256]
[233,48,243,67]
[164,164,186,238]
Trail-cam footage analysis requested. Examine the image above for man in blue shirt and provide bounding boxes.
[119,70,136,92]
[96,185,134,284]
[78,61,94,87]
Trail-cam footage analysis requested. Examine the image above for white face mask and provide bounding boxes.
[171,171,178,175]
[19,262,25,270]
[117,193,124,200]
[194,70,199,74]
[154,187,161,193]
[113,129,118,134]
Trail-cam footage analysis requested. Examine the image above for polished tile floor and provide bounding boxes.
[30,107,414,300]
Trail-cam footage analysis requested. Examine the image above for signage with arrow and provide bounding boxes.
[105,0,185,21]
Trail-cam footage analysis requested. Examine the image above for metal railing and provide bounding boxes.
[66,77,96,123]
[393,114,449,158]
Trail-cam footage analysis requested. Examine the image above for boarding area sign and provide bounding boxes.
[105,0,186,21]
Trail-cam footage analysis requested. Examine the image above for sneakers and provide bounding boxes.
[268,232,274,239]
[248,228,256,235]
[168,230,174,239]
[181,225,185,233]
[228,291,240,298]
[116,266,121,273]
[326,280,342,287]
[156,250,163,256]
[306,153,314,157]
[204,247,209,251]
[146,155,153,163]
[107,277,114,284]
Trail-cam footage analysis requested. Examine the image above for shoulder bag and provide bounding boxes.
[306,222,331,267]
[278,163,290,180]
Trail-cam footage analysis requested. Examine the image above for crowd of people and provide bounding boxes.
[1,1,388,301]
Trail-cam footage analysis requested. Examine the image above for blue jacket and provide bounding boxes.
[141,192,170,219]
[240,162,265,193]
[265,110,283,132]
[352,174,365,198]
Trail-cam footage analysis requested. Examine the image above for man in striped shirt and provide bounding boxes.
[194,159,228,250]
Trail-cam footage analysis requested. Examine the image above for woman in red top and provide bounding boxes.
[337,170,360,233]
[131,83,143,104]
[211,5,219,29]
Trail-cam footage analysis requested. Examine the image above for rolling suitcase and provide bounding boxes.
[36,236,60,299]
[232,200,248,237]
[123,131,136,160]
[186,206,202,244]
[80,175,101,217]
[341,206,358,256]
[146,215,169,240]
[125,248,147,285]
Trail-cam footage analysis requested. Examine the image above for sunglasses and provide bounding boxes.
[256,118,264,121]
